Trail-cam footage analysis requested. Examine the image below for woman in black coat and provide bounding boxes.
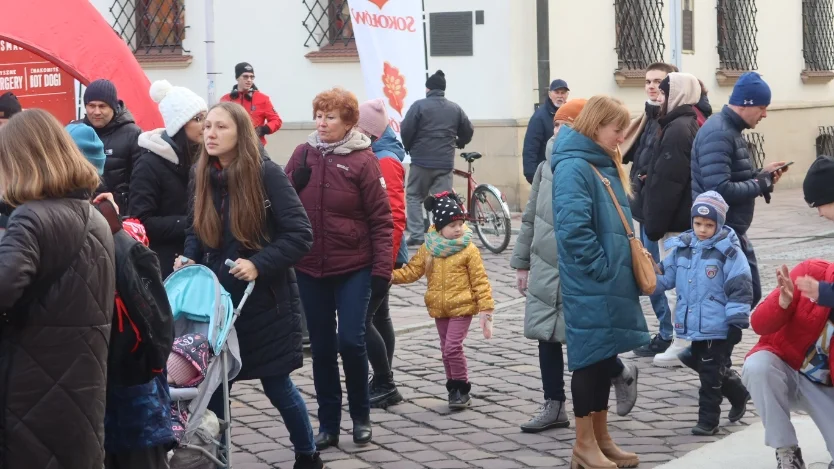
[0,109,115,469]
[178,102,322,469]
[643,72,703,243]
[129,80,207,278]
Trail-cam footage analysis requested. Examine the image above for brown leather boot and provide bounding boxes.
[571,415,617,469]
[593,410,639,468]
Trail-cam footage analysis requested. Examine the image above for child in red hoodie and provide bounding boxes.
[741,155,834,469]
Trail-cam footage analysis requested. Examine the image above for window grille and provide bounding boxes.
[803,0,834,71]
[743,131,766,170]
[110,0,187,54]
[303,0,354,47]
[716,0,758,71]
[614,0,665,70]
[818,126,834,156]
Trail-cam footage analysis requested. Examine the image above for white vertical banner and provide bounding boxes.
[349,0,426,151]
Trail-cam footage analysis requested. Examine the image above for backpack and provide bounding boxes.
[107,220,175,386]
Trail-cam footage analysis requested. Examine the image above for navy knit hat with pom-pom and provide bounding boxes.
[424,191,466,231]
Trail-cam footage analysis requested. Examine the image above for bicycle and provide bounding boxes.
[454,152,512,253]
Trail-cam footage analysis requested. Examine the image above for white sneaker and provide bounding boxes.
[653,338,690,367]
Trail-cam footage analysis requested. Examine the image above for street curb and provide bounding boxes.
[392,297,527,335]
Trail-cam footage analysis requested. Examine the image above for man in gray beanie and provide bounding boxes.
[81,78,142,209]
[400,70,474,246]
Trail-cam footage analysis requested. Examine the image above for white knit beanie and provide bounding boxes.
[149,80,208,136]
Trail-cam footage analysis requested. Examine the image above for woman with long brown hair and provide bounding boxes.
[551,96,650,469]
[0,109,116,469]
[177,102,322,469]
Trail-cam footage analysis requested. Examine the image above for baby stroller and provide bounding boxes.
[165,260,254,469]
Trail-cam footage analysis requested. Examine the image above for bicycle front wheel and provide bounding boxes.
[469,184,512,254]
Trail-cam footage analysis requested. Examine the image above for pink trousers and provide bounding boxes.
[435,316,473,381]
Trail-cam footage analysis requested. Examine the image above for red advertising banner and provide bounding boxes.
[0,40,76,123]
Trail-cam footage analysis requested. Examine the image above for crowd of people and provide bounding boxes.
[0,56,831,469]
[515,64,832,469]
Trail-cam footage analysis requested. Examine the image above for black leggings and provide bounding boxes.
[572,355,620,418]
[365,293,396,377]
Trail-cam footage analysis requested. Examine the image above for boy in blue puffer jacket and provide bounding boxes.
[655,191,753,436]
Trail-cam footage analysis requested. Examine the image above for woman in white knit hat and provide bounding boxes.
[129,79,207,278]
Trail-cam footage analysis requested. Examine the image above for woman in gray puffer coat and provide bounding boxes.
[511,99,639,434]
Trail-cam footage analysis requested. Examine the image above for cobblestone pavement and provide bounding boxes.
[225,189,833,468]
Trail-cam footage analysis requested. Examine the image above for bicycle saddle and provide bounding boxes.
[460,152,482,162]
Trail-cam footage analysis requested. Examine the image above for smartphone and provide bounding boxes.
[771,161,794,172]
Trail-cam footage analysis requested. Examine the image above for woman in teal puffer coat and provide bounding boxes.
[551,96,650,469]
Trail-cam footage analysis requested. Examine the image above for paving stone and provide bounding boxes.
[324,460,373,469]
[448,449,495,460]
[403,449,448,463]
[357,449,402,463]
[424,461,473,469]
[514,455,567,467]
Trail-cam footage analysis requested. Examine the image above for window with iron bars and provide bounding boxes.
[303,0,356,59]
[743,131,766,170]
[110,0,187,56]
[818,126,834,157]
[802,0,834,75]
[614,0,666,72]
[716,0,758,72]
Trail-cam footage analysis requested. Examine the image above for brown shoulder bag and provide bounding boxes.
[589,165,660,295]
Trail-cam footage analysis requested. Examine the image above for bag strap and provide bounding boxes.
[588,165,635,240]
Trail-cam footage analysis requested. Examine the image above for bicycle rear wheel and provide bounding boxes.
[469,184,512,254]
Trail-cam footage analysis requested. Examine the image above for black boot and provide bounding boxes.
[314,432,339,451]
[448,380,471,410]
[293,452,324,469]
[722,369,749,422]
[369,371,403,409]
[352,418,372,446]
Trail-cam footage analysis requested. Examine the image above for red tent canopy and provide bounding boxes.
[0,0,163,129]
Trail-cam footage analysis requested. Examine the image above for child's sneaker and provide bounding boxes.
[776,446,806,469]
[447,380,471,410]
[690,422,719,436]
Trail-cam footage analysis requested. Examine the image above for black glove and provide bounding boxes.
[291,167,312,191]
[756,172,773,204]
[370,276,390,299]
[255,125,269,138]
[455,138,465,150]
[727,325,743,345]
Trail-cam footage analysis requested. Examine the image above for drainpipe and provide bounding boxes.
[205,0,218,105]
[669,0,683,70]
[535,0,550,108]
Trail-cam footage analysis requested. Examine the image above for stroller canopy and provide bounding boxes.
[165,265,235,353]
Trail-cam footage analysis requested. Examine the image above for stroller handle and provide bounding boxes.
[225,259,256,303]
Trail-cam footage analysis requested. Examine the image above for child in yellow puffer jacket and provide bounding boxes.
[393,192,494,409]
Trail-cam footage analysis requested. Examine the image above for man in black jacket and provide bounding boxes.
[623,62,677,360]
[82,79,142,209]
[692,72,788,310]
[522,79,569,184]
[401,70,474,246]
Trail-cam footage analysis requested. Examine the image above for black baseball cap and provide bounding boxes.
[550,79,569,91]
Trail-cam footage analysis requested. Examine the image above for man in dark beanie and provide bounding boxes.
[0,91,22,127]
[81,78,142,210]
[804,154,834,220]
[401,70,474,246]
[220,61,283,147]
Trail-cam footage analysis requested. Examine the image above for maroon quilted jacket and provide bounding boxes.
[285,131,393,280]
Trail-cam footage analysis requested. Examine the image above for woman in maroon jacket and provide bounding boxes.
[285,87,393,450]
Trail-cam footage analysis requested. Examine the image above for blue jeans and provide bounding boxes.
[641,225,673,340]
[296,268,372,435]
[207,375,316,455]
